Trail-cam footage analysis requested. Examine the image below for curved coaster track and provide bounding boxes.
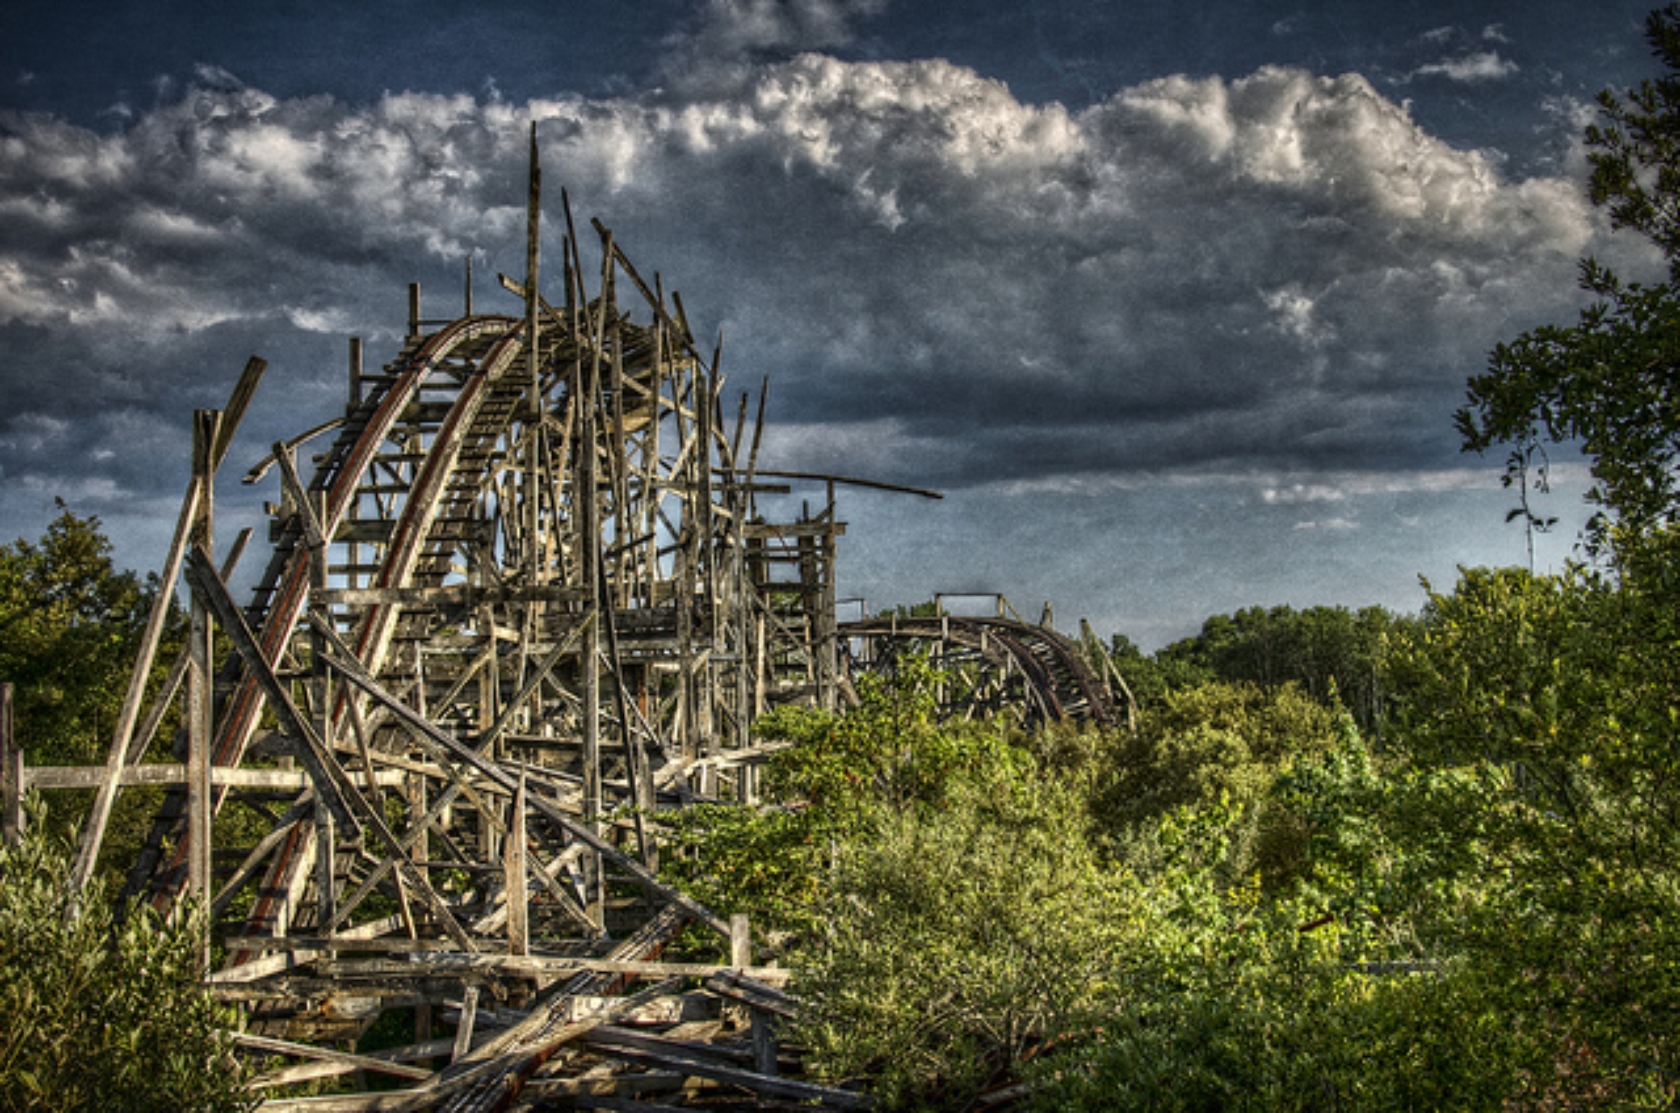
[30,143,1116,1110]
[840,615,1125,729]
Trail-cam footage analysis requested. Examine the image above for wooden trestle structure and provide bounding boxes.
[3,134,1121,1110]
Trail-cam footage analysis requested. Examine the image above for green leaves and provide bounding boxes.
[1460,7,1680,552]
[0,505,172,769]
[0,798,252,1113]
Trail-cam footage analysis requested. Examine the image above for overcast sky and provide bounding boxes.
[0,0,1666,647]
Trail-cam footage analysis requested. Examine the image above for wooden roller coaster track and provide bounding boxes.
[3,131,1122,1110]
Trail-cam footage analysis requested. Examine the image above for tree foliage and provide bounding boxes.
[0,799,252,1113]
[0,504,167,765]
[1143,605,1402,729]
[1459,5,1680,548]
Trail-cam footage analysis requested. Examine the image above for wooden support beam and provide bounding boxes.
[217,947,794,984]
[306,615,730,937]
[73,358,265,894]
[230,1030,435,1082]
[505,771,528,957]
[187,409,221,921]
[22,766,404,791]
[2,683,19,845]
[182,548,477,953]
[580,1037,871,1108]
[450,986,479,1065]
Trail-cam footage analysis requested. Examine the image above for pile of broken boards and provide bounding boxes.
[235,909,872,1112]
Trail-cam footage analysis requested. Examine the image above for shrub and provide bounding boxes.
[0,798,251,1113]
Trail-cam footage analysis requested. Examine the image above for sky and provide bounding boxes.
[0,0,1668,649]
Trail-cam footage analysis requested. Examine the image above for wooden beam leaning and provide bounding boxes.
[72,355,267,894]
[229,1031,435,1083]
[304,621,731,938]
[181,547,478,952]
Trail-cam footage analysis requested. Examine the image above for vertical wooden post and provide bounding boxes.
[309,487,334,930]
[315,805,336,929]
[729,912,751,969]
[452,986,480,1063]
[751,1007,779,1077]
[408,282,422,337]
[506,771,528,957]
[2,683,21,845]
[348,336,363,408]
[186,409,221,929]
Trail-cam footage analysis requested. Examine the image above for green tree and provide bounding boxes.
[797,772,1136,1110]
[1458,5,1680,549]
[0,505,167,765]
[1092,680,1339,874]
[1140,605,1401,730]
[0,798,252,1112]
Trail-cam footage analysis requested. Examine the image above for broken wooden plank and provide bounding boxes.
[230,1030,434,1081]
[588,1042,873,1108]
[703,968,799,1019]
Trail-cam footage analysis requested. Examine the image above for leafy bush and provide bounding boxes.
[0,798,251,1113]
[795,771,1137,1110]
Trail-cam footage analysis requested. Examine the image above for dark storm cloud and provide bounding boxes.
[0,30,1650,598]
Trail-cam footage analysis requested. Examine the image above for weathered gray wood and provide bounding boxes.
[729,912,752,969]
[231,1030,434,1081]
[519,1072,710,1101]
[704,969,799,1019]
[250,1038,455,1090]
[183,548,478,952]
[568,1095,694,1113]
[1,683,19,845]
[450,985,480,1064]
[306,617,730,938]
[587,1041,873,1108]
[751,1006,780,1077]
[253,1092,423,1112]
[395,977,683,1112]
[220,945,793,984]
[74,358,265,894]
[187,409,221,918]
[22,766,403,790]
[505,772,528,957]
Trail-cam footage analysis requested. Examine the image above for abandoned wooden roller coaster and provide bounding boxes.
[6,129,1123,1111]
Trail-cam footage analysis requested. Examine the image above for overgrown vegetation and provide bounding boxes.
[0,798,252,1113]
[8,9,1680,1109]
[662,12,1680,1105]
